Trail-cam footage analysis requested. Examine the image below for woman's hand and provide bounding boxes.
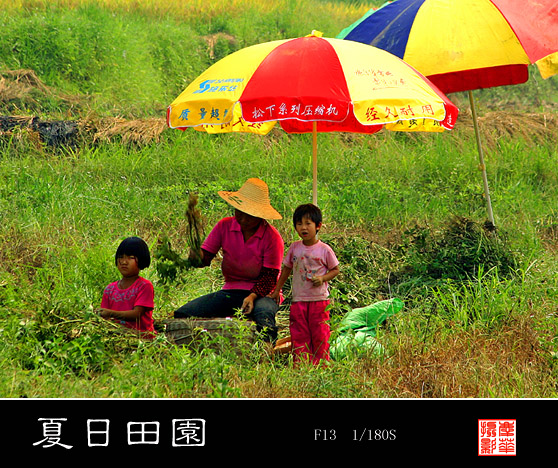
[189,248,214,268]
[241,293,257,315]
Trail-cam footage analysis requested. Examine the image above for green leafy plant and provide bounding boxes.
[397,216,519,282]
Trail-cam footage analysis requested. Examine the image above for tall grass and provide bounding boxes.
[0,0,557,398]
[0,0,373,117]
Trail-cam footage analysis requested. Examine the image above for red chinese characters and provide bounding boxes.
[478,419,516,456]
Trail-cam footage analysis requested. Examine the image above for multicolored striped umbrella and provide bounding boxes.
[167,31,458,204]
[338,0,558,225]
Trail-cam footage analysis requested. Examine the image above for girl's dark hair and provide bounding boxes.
[293,203,322,227]
[115,236,151,270]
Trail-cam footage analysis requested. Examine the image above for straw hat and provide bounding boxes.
[218,178,282,220]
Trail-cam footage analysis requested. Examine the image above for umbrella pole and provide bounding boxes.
[468,90,495,227]
[312,121,318,205]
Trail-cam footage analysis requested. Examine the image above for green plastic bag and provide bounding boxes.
[330,298,404,360]
[330,329,385,359]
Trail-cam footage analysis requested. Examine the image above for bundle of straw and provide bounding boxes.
[154,192,205,282]
[186,192,204,267]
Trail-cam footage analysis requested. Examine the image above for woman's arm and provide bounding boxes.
[200,248,216,266]
[242,266,282,314]
[189,247,216,267]
[250,266,281,298]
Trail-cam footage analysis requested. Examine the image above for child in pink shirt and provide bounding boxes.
[269,204,339,364]
[97,237,155,336]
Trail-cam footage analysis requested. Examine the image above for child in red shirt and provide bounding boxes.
[97,237,155,336]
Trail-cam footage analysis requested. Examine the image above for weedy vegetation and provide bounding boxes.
[1,0,558,398]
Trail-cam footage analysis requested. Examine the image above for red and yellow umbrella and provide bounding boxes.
[338,0,558,224]
[167,31,458,204]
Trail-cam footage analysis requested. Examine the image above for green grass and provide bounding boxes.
[1,0,558,398]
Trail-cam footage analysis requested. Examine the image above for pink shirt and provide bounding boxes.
[202,217,284,291]
[283,240,339,302]
[101,276,155,334]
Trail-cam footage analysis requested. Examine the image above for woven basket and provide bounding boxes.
[273,335,292,354]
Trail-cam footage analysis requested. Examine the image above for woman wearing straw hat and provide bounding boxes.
[174,178,284,343]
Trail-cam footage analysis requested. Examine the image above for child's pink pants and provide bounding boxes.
[289,300,330,365]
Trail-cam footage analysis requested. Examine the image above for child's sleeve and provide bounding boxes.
[283,243,295,269]
[324,245,339,270]
[134,280,155,311]
[100,285,111,309]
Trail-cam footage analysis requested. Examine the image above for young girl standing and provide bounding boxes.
[97,236,155,336]
[269,204,339,364]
